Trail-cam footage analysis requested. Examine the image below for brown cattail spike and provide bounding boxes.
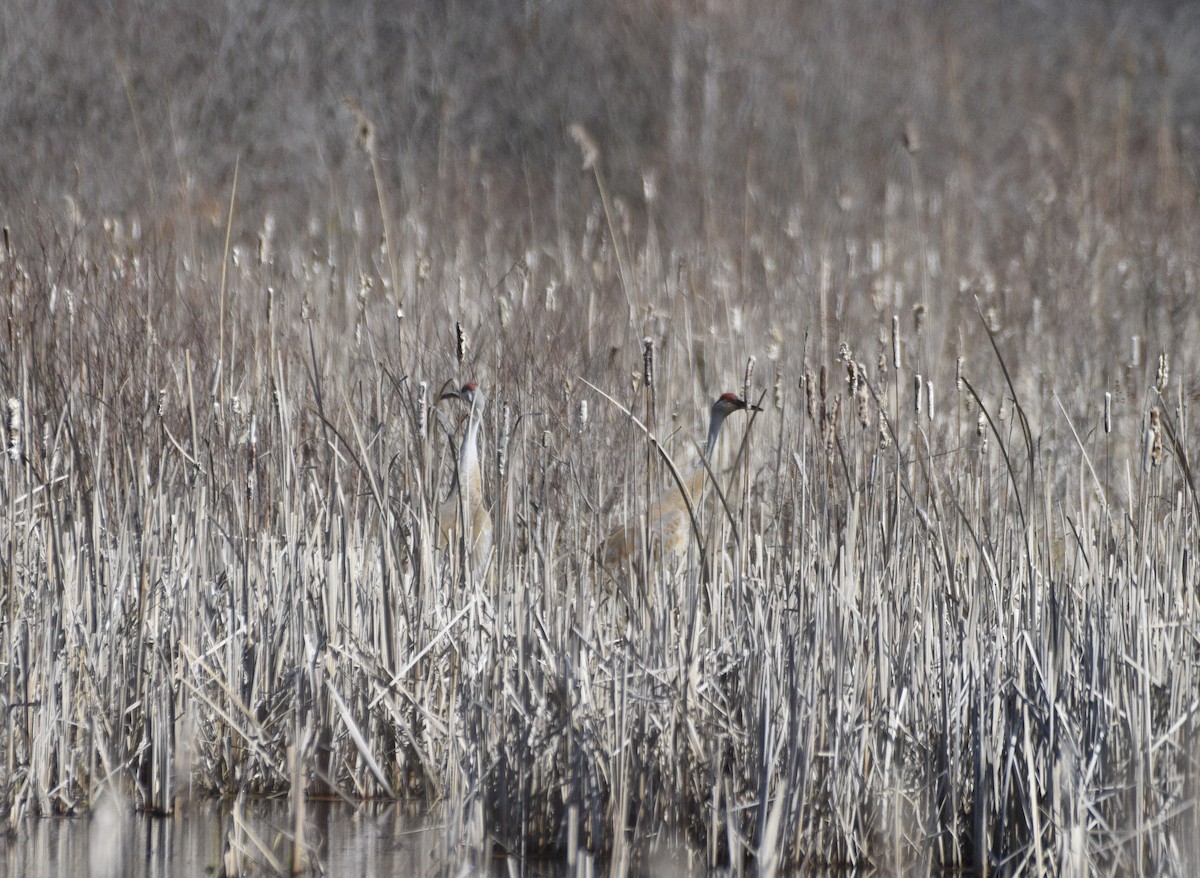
[1147,408,1163,469]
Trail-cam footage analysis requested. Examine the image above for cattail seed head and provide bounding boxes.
[892,315,901,369]
[642,337,654,389]
[1147,407,1163,469]
[976,411,986,437]
[926,380,934,422]
[346,99,377,159]
[1131,335,1141,368]
[743,356,756,404]
[804,367,817,420]
[826,396,841,455]
[956,357,964,392]
[1104,392,1112,434]
[455,322,467,366]
[914,373,923,416]
[1156,351,1169,394]
[578,399,589,431]
[568,123,600,172]
[246,416,258,500]
[417,381,429,440]
[7,398,21,462]
[857,368,870,430]
[913,303,927,334]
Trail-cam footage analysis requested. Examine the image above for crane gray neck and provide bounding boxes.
[704,406,728,460]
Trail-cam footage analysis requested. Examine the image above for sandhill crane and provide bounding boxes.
[438,382,493,574]
[600,392,759,574]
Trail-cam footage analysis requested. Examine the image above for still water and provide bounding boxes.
[1,798,571,877]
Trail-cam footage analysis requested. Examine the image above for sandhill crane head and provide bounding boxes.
[705,392,761,458]
[712,392,760,416]
[439,382,485,414]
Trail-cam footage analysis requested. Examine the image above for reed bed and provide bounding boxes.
[2,196,1198,875]
[4,2,1200,875]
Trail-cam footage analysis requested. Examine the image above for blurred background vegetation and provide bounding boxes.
[4,0,1199,248]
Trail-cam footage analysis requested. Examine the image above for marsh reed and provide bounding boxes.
[4,1,1200,874]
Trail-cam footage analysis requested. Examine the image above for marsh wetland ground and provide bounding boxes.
[5,1,1200,875]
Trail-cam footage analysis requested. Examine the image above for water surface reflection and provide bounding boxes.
[3,798,569,877]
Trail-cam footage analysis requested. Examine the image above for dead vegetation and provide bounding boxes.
[3,1,1200,875]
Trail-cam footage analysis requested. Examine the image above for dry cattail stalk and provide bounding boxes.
[7,398,21,462]
[568,123,600,172]
[857,367,871,429]
[346,99,377,159]
[246,416,258,501]
[826,396,841,455]
[642,337,654,389]
[1147,408,1163,469]
[1104,392,1112,434]
[913,303,927,334]
[766,326,783,361]
[1156,352,1169,394]
[499,403,512,477]
[417,381,429,440]
[892,315,901,369]
[743,356,756,404]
